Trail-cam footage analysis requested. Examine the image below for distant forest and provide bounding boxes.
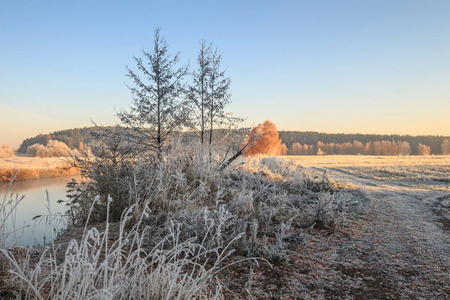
[16,127,95,153]
[17,128,450,155]
[279,131,450,155]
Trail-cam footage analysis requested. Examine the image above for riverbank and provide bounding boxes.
[0,157,78,182]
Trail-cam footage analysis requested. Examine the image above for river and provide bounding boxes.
[0,175,80,246]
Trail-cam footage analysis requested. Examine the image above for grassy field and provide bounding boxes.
[0,157,78,182]
[285,155,450,192]
[284,154,450,168]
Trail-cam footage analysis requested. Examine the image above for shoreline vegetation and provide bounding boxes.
[0,157,78,182]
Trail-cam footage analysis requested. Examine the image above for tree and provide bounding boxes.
[280,143,288,155]
[26,140,71,157]
[397,141,411,156]
[207,47,233,145]
[186,41,211,144]
[0,145,14,158]
[117,28,188,155]
[353,140,364,155]
[442,140,450,155]
[291,142,302,155]
[244,120,282,156]
[417,143,431,155]
[363,142,373,155]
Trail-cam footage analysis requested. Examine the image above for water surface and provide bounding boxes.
[1,176,80,246]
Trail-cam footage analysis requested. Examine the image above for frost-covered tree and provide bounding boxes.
[207,47,234,145]
[290,143,302,155]
[186,41,212,144]
[26,140,71,157]
[442,139,450,155]
[397,141,411,156]
[117,28,188,155]
[353,140,364,155]
[363,142,373,155]
[0,145,14,158]
[417,143,431,155]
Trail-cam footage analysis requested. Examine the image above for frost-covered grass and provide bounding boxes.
[286,155,450,191]
[65,145,366,262]
[1,197,258,299]
[286,154,450,168]
[1,171,24,249]
[0,147,368,298]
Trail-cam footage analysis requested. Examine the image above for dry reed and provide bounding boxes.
[0,157,77,182]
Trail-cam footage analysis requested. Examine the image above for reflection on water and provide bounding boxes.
[1,176,81,246]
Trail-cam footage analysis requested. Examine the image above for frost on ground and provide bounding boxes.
[272,155,450,299]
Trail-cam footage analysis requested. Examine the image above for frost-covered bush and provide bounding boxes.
[67,126,145,223]
[238,155,300,181]
[0,145,15,158]
[307,191,352,230]
[66,132,367,266]
[68,136,224,225]
[26,140,71,157]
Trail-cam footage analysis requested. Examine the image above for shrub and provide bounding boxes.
[0,145,14,158]
[26,140,71,157]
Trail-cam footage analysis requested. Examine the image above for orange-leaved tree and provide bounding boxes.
[244,120,282,157]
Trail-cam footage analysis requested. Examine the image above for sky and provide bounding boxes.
[1,0,450,149]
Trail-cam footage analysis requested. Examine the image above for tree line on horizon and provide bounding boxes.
[279,131,450,156]
[12,127,450,157]
[241,121,443,157]
[288,140,432,156]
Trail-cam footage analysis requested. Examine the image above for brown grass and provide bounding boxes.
[0,157,78,182]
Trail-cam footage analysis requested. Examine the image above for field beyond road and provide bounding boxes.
[281,155,450,298]
[286,155,450,193]
[285,154,450,168]
[0,157,77,182]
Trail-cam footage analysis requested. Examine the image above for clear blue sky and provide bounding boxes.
[1,0,450,148]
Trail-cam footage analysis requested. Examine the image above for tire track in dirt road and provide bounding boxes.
[312,166,450,299]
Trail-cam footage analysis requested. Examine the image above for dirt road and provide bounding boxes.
[315,165,450,299]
